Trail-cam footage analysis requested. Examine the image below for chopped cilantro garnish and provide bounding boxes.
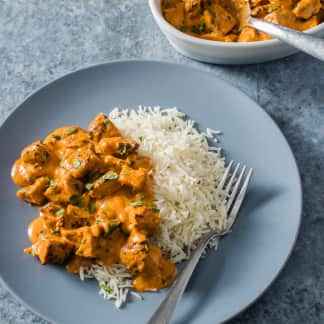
[85,183,94,190]
[130,201,144,207]
[87,203,95,214]
[148,201,160,213]
[191,25,200,34]
[48,179,56,186]
[41,150,49,162]
[180,24,187,32]
[104,223,118,236]
[51,134,61,140]
[102,172,118,180]
[267,6,280,13]
[119,143,128,154]
[73,183,80,191]
[70,195,82,207]
[65,127,78,136]
[55,208,65,216]
[208,6,216,17]
[125,192,132,199]
[72,159,81,169]
[199,22,206,33]
[100,284,113,293]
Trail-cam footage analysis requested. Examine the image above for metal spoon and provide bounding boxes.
[233,0,324,61]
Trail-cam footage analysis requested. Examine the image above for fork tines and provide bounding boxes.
[218,160,253,230]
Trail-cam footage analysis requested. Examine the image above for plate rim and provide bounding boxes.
[0,59,303,324]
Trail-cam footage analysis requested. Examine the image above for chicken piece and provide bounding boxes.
[250,0,270,8]
[224,34,239,42]
[59,204,95,229]
[126,206,160,235]
[12,141,58,186]
[65,229,126,274]
[299,14,320,29]
[17,177,49,205]
[212,4,237,34]
[163,4,186,29]
[95,137,139,158]
[130,155,152,170]
[202,9,214,29]
[30,237,74,264]
[120,229,150,273]
[293,0,321,18]
[93,200,121,232]
[184,0,201,17]
[40,199,91,230]
[76,234,99,258]
[238,26,271,41]
[102,155,125,169]
[95,229,127,267]
[89,171,121,199]
[163,0,181,6]
[134,208,160,235]
[38,203,67,233]
[238,26,260,41]
[11,160,36,186]
[44,175,84,204]
[119,166,147,192]
[88,113,121,142]
[47,176,83,203]
[27,216,52,244]
[201,31,227,40]
[133,245,176,292]
[49,126,90,150]
[60,145,103,179]
[96,215,121,235]
[39,202,65,217]
[62,228,125,269]
[251,4,273,18]
[61,226,100,258]
[21,141,51,164]
[264,9,319,30]
[61,225,122,259]
[96,194,129,231]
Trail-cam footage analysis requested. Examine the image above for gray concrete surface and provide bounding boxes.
[0,1,323,323]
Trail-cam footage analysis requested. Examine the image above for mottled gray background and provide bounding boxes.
[0,0,323,323]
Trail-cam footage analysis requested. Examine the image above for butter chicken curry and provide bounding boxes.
[11,114,176,292]
[162,0,324,42]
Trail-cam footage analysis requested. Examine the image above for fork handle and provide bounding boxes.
[147,231,224,324]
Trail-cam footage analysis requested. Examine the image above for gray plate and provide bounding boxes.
[0,60,302,324]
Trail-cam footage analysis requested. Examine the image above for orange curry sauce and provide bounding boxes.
[162,0,324,42]
[11,113,176,292]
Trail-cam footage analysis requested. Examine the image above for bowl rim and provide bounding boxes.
[149,0,324,48]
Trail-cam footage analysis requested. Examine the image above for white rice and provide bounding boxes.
[81,263,142,308]
[79,106,227,308]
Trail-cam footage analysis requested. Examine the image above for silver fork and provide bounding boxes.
[148,161,253,324]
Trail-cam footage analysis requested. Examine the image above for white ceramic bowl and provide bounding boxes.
[149,0,324,64]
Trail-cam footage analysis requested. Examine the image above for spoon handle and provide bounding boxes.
[249,17,324,61]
